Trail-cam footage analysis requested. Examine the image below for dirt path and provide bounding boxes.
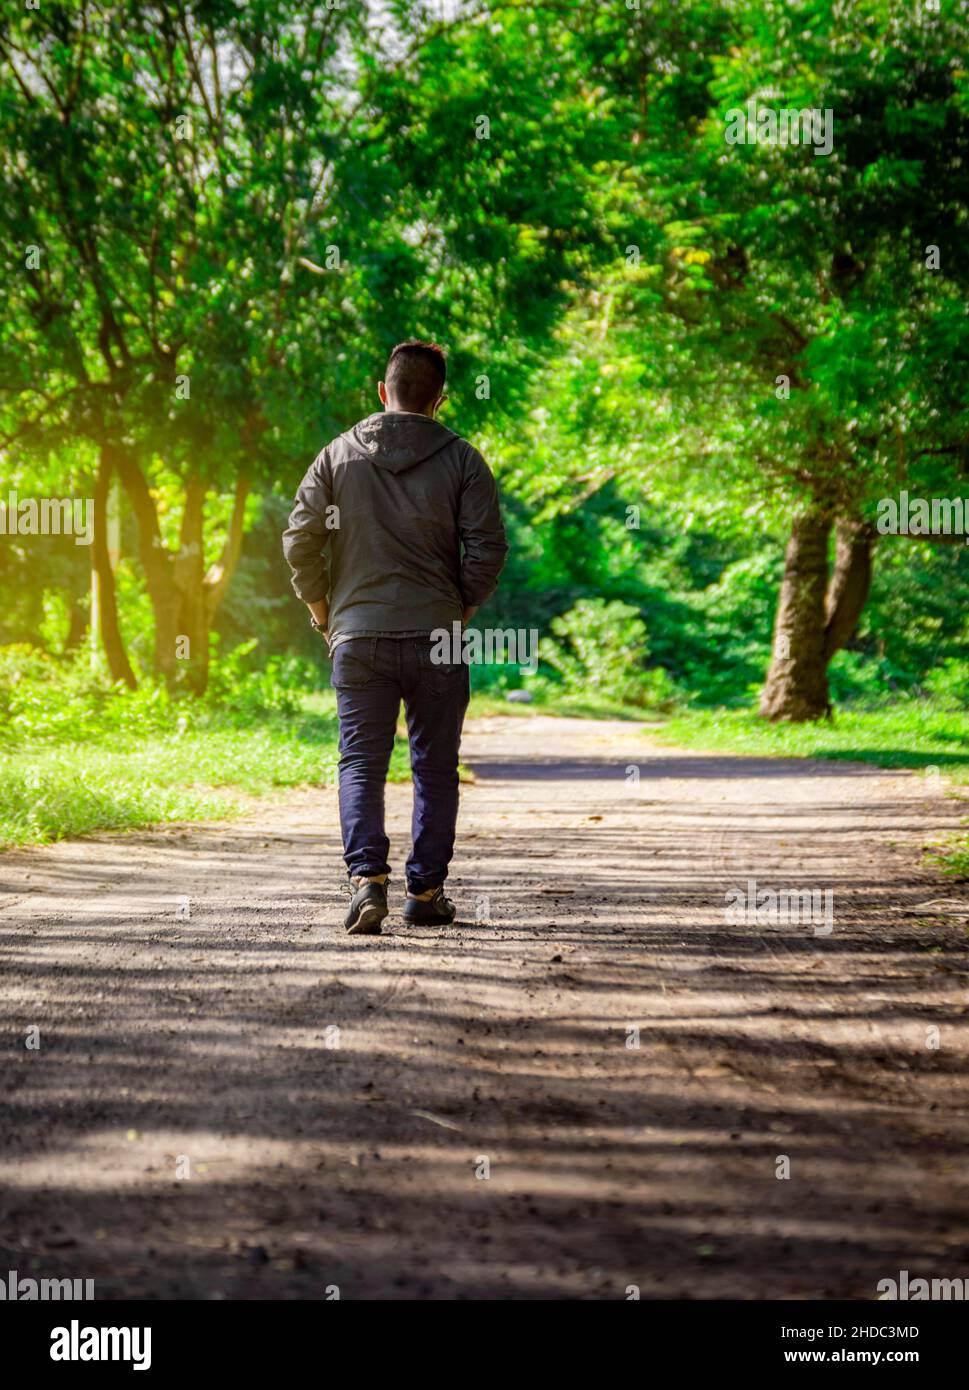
[1,715,968,1300]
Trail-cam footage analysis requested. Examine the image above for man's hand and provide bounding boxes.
[461,605,478,626]
[307,598,329,634]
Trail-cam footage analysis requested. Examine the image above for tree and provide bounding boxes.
[0,1,602,689]
[517,0,969,719]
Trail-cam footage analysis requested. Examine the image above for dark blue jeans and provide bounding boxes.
[330,636,470,894]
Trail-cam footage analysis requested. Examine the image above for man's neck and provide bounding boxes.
[384,403,436,419]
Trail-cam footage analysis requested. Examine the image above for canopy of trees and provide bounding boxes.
[1,0,966,717]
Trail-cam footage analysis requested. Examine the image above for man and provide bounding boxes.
[283,340,508,935]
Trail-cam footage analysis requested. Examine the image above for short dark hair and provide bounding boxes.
[384,339,447,412]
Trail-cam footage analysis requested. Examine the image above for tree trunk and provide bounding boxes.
[823,518,875,661]
[92,447,137,689]
[115,448,181,684]
[115,453,249,694]
[62,598,88,655]
[760,510,876,723]
[759,507,834,721]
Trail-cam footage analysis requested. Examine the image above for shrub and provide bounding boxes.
[539,598,677,710]
[923,658,969,710]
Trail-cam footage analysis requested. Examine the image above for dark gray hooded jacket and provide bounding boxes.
[283,412,508,641]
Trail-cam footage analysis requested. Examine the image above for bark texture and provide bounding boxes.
[760,511,876,723]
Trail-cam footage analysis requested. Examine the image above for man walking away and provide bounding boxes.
[283,340,508,934]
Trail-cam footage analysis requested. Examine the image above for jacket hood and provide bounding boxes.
[340,412,459,474]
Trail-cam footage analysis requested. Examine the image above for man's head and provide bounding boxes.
[379,339,447,416]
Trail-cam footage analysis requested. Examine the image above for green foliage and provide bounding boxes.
[540,598,677,710]
[923,660,969,710]
[928,839,969,877]
[0,642,410,847]
[0,641,312,744]
[203,640,312,720]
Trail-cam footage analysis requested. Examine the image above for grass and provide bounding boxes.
[657,703,969,771]
[0,691,409,849]
[0,675,638,848]
[466,685,655,721]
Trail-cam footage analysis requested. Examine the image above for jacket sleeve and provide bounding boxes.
[282,449,333,604]
[458,446,509,608]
